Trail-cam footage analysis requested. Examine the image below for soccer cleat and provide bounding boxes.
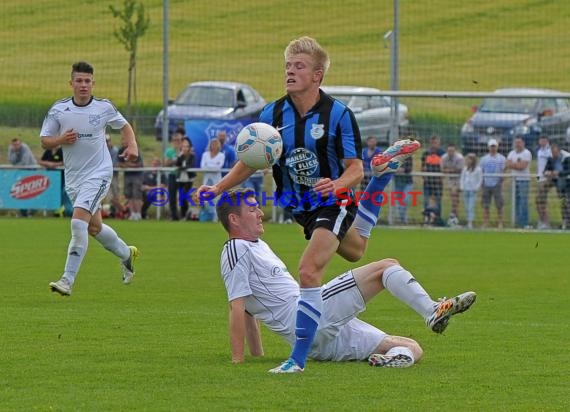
[268,358,304,374]
[49,277,72,296]
[121,246,139,285]
[368,353,414,368]
[371,138,421,177]
[426,291,477,334]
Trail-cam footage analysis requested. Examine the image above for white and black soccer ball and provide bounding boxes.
[235,122,283,170]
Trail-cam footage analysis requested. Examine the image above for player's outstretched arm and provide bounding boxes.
[245,313,264,357]
[194,160,256,201]
[229,297,248,363]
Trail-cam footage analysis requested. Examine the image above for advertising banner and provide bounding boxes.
[0,169,62,210]
[184,119,251,166]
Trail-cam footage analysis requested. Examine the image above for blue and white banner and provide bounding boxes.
[185,119,252,167]
[0,169,62,210]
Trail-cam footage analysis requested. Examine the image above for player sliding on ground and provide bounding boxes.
[217,190,476,368]
[41,61,139,296]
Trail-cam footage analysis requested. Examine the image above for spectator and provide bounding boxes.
[506,137,532,228]
[421,135,445,214]
[39,145,72,217]
[479,139,506,228]
[8,138,38,217]
[543,144,570,230]
[200,139,225,221]
[176,138,197,220]
[141,157,167,220]
[558,150,570,230]
[8,138,37,167]
[164,128,184,220]
[440,143,464,223]
[362,136,382,188]
[217,130,237,177]
[393,156,413,224]
[535,135,552,229]
[460,153,483,229]
[118,141,144,221]
[422,196,444,227]
[104,134,124,218]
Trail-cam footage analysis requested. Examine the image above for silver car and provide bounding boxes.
[321,85,409,145]
[154,81,266,140]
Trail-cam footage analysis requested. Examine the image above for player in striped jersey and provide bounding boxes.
[217,190,476,370]
[41,61,139,296]
[196,37,422,372]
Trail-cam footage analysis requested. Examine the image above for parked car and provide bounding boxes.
[461,88,570,154]
[154,81,266,140]
[321,85,409,146]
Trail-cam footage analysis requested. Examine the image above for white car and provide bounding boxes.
[321,85,409,145]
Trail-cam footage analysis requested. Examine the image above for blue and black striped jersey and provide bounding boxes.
[259,90,362,213]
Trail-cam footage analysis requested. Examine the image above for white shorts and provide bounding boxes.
[66,178,110,215]
[309,271,387,361]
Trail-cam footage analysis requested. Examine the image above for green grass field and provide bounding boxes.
[1,218,568,411]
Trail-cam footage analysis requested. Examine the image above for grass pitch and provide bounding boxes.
[1,218,568,411]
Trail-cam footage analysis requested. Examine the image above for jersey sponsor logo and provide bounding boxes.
[10,175,50,200]
[310,123,325,140]
[285,148,320,186]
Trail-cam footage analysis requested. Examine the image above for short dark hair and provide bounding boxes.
[216,189,257,233]
[71,61,94,77]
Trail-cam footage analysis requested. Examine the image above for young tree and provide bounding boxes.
[109,0,150,130]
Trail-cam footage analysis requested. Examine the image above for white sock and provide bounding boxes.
[300,287,323,315]
[382,265,436,320]
[63,219,89,284]
[94,224,130,261]
[352,213,373,239]
[385,346,415,363]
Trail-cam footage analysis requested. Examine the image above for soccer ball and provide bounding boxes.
[235,122,283,170]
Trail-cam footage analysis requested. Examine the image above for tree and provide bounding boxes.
[109,0,150,130]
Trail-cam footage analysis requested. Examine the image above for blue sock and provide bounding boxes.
[290,292,322,368]
[354,174,393,238]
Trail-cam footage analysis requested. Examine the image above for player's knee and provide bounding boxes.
[410,340,423,362]
[298,265,322,287]
[88,223,101,236]
[343,249,364,262]
[375,258,400,271]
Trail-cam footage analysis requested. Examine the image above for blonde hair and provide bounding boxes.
[284,36,330,75]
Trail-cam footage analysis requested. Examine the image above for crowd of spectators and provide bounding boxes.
[4,131,570,229]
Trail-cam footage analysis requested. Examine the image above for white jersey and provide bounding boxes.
[40,97,128,189]
[220,238,298,342]
[220,237,386,361]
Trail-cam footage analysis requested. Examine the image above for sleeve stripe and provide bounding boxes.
[225,239,239,270]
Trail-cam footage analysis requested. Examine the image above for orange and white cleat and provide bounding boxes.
[371,138,421,177]
[426,291,477,334]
